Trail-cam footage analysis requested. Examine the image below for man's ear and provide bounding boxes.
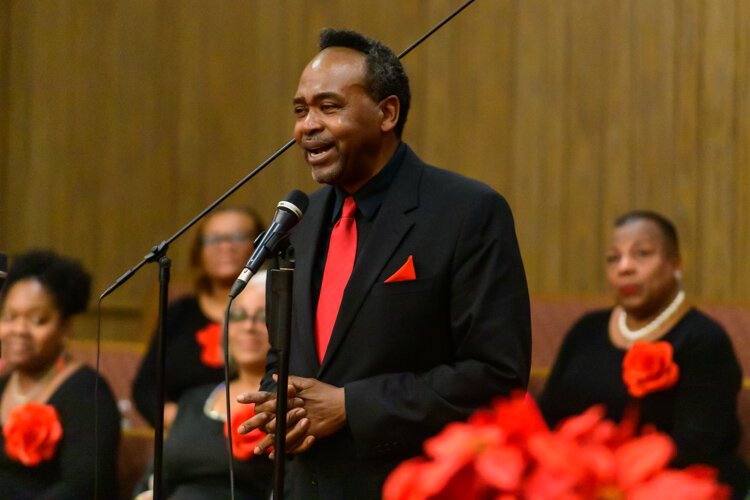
[379,96,400,134]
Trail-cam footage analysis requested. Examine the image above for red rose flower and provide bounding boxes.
[195,322,223,368]
[3,402,63,466]
[224,404,265,460]
[622,341,680,397]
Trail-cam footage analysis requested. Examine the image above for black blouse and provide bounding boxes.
[132,296,225,426]
[0,366,121,499]
[161,384,272,499]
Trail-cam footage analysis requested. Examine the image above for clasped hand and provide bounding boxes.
[237,375,346,458]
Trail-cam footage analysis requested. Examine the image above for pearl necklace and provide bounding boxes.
[618,290,685,341]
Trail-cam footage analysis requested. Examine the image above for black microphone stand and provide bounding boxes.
[267,245,295,499]
[153,251,170,500]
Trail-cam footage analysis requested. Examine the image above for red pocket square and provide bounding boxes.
[384,255,416,283]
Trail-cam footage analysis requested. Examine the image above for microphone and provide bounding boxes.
[229,190,309,298]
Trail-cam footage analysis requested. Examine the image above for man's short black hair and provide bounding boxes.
[1,249,91,319]
[615,210,680,258]
[320,28,411,138]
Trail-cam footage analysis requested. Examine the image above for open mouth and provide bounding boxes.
[303,140,335,164]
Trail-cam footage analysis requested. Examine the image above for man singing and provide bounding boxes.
[239,28,531,499]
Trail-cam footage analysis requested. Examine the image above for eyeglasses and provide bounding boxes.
[228,308,266,325]
[202,232,252,246]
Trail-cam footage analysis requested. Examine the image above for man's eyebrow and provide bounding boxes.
[292,91,343,105]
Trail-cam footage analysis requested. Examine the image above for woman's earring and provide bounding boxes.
[674,270,682,283]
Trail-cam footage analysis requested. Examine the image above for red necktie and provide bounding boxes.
[315,196,357,362]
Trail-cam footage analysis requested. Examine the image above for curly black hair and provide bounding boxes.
[1,249,92,319]
[319,28,411,138]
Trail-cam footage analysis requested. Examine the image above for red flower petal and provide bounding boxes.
[475,446,526,491]
[424,421,505,463]
[382,457,429,500]
[556,405,606,441]
[523,465,581,500]
[478,392,549,444]
[614,433,674,488]
[628,468,730,500]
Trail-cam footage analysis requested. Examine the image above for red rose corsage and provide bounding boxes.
[622,341,680,397]
[224,404,266,460]
[195,322,223,368]
[3,402,63,466]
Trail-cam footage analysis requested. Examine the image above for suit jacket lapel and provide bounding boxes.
[292,186,334,370]
[319,149,424,375]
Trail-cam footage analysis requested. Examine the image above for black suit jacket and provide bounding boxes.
[265,145,531,499]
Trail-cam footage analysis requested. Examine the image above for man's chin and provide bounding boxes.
[310,163,341,185]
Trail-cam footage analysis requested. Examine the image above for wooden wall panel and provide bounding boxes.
[631,1,677,213]
[700,0,737,297]
[2,0,750,342]
[563,0,606,291]
[600,0,633,251]
[738,0,750,300]
[514,0,566,292]
[0,0,8,247]
[672,0,701,295]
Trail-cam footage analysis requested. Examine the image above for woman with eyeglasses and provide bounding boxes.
[132,206,265,429]
[134,271,273,499]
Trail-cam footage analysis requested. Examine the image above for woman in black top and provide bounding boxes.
[132,206,265,428]
[538,211,749,498]
[0,250,120,499]
[135,271,272,499]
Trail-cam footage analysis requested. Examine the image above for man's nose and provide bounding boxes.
[299,109,324,134]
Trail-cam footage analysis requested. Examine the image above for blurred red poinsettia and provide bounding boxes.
[622,341,679,398]
[3,402,63,466]
[382,393,729,500]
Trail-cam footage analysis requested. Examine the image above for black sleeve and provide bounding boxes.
[41,368,121,499]
[537,314,593,427]
[670,321,743,468]
[132,321,160,426]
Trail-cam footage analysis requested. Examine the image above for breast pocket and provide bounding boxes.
[371,277,436,296]
[360,276,450,370]
[367,277,444,334]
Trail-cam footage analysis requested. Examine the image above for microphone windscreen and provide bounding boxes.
[284,189,309,214]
